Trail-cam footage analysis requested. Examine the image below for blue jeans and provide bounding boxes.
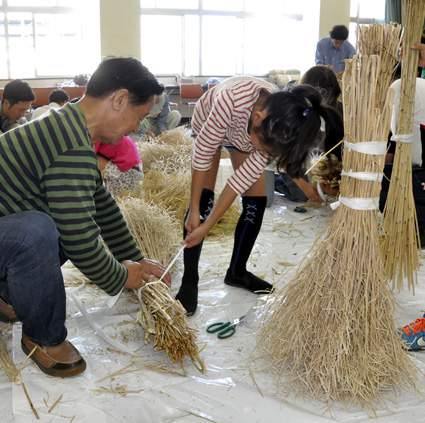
[0,211,67,346]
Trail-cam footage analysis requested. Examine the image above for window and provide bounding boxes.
[140,0,320,77]
[0,0,100,79]
[349,0,386,48]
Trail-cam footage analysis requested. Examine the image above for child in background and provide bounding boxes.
[95,136,143,197]
[276,65,343,202]
[176,76,344,315]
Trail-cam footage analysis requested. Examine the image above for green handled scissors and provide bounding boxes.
[206,315,246,339]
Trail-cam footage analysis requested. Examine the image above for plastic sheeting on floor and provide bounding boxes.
[1,194,425,423]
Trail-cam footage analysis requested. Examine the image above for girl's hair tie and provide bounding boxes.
[302,109,310,117]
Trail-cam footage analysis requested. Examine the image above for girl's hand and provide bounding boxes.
[302,184,324,203]
[183,223,209,248]
[185,211,201,233]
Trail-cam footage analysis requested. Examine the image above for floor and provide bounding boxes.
[1,193,425,423]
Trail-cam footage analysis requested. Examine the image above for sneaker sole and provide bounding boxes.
[21,340,86,378]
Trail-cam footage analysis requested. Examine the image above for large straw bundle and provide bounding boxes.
[137,126,193,174]
[357,22,403,110]
[256,55,421,416]
[380,0,425,291]
[118,197,180,265]
[138,169,191,223]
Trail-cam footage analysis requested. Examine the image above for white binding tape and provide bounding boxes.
[341,170,383,182]
[390,133,414,143]
[330,196,380,211]
[343,140,387,155]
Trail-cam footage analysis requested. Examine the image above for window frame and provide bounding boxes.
[140,4,302,77]
[0,1,99,79]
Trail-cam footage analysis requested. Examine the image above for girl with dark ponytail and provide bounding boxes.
[176,76,343,315]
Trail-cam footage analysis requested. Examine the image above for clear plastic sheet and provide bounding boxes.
[1,195,425,422]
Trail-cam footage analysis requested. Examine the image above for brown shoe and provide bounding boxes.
[21,332,86,377]
[0,297,19,323]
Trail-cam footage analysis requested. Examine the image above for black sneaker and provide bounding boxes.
[224,270,273,293]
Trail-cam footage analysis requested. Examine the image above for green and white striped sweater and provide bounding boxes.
[0,103,143,295]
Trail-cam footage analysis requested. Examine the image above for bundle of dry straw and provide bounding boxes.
[118,197,181,265]
[135,281,206,374]
[357,22,403,110]
[256,55,421,416]
[379,0,425,291]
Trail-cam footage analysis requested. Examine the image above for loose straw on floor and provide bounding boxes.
[255,55,422,417]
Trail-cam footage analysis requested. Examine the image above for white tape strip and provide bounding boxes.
[343,140,387,155]
[330,196,380,211]
[316,182,327,202]
[341,170,383,182]
[390,133,414,143]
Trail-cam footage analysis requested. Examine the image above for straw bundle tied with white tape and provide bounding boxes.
[357,22,403,110]
[135,246,206,374]
[255,54,421,417]
[379,0,425,292]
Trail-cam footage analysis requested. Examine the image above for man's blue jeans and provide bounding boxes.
[0,211,67,346]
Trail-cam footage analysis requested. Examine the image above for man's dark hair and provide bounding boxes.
[152,81,165,96]
[49,89,70,105]
[2,79,35,107]
[86,56,163,105]
[329,25,349,41]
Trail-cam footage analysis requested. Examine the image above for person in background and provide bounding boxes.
[275,65,343,202]
[31,88,70,120]
[0,56,171,378]
[0,79,35,134]
[315,25,356,79]
[95,135,144,197]
[136,83,181,138]
[176,76,344,316]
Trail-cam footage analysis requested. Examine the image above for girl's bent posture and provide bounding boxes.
[176,76,343,315]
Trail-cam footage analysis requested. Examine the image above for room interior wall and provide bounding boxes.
[100,0,142,59]
[318,0,351,39]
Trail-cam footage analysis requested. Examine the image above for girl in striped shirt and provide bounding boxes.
[176,76,343,315]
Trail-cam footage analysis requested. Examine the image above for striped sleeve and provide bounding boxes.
[191,89,235,171]
[43,148,137,295]
[227,150,268,194]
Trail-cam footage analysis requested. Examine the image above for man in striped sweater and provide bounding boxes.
[0,57,171,377]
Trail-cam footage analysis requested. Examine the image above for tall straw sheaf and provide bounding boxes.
[255,55,422,417]
[379,0,425,292]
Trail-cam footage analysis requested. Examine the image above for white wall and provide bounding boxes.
[319,0,351,39]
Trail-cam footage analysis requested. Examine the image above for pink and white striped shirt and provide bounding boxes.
[191,76,277,195]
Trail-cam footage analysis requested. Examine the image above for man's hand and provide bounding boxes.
[138,258,171,286]
[122,258,171,290]
[146,131,155,138]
